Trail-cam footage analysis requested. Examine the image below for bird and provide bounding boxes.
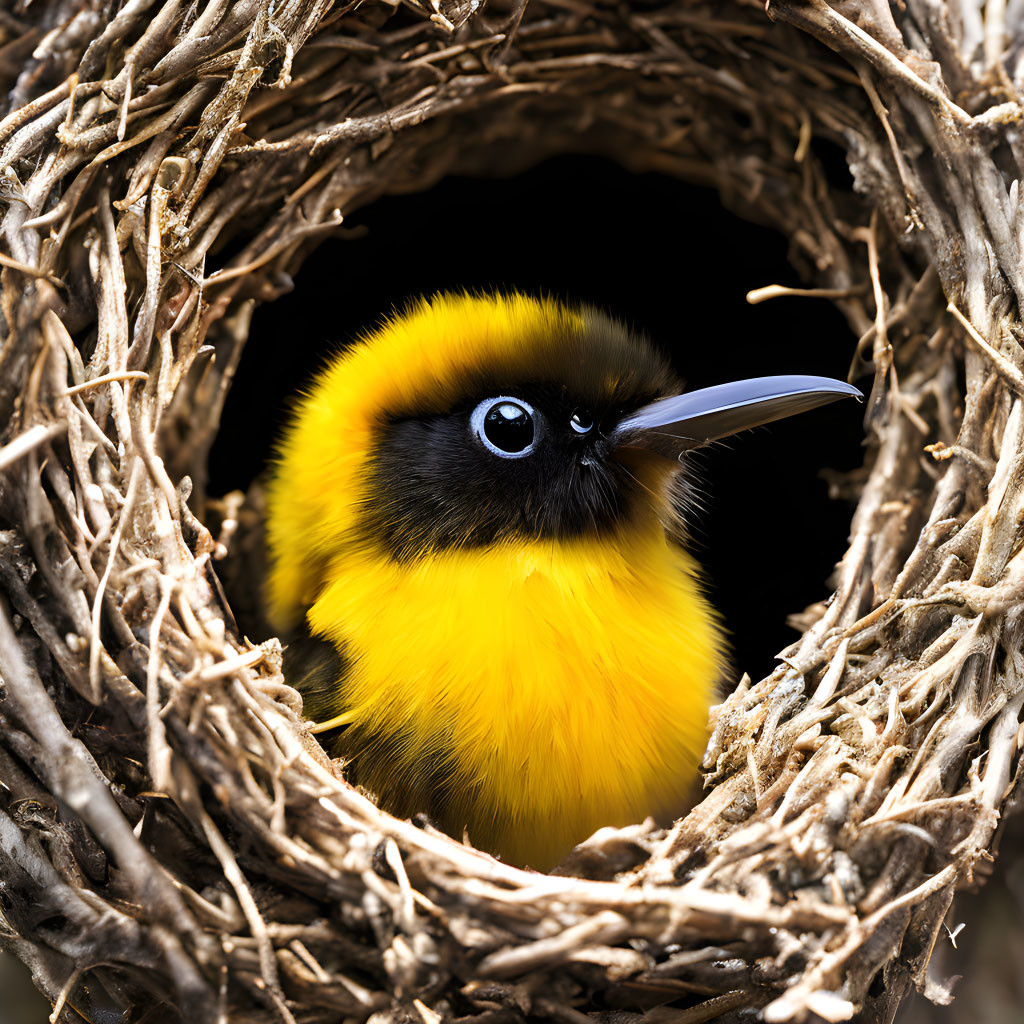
[266,292,860,870]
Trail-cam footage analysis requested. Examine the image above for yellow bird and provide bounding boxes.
[267,292,859,869]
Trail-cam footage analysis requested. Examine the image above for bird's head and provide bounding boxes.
[267,292,859,630]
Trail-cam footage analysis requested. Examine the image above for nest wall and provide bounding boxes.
[0,2,1022,1023]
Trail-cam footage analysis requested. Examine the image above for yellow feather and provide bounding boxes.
[267,292,723,869]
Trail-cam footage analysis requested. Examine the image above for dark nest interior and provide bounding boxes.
[1,2,1024,1023]
[210,156,863,682]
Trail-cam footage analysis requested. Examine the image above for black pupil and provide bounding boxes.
[484,402,534,453]
[571,410,593,432]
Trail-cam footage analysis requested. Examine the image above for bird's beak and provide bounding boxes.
[611,375,863,459]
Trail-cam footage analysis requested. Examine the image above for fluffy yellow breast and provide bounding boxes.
[308,522,720,869]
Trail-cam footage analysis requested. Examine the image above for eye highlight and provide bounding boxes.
[471,397,538,458]
[570,409,594,434]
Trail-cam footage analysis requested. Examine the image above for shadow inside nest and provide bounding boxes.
[208,155,863,686]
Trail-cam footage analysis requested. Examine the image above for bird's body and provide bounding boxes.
[299,520,718,869]
[267,293,858,869]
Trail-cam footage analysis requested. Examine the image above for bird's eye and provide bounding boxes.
[570,409,594,434]
[471,397,538,458]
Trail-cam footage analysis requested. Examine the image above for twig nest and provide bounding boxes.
[0,2,1021,1023]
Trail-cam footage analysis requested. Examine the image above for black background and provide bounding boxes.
[209,155,865,684]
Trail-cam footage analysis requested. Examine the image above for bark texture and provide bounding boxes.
[0,1,1021,1022]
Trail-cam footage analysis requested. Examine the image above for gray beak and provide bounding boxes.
[612,375,862,459]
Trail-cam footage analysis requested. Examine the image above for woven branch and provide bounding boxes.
[0,1,1021,1022]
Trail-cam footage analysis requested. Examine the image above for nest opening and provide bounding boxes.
[209,153,863,681]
